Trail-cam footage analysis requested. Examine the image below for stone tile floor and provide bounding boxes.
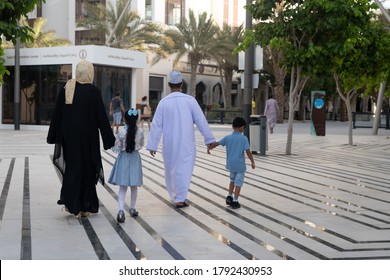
[1,121,390,260]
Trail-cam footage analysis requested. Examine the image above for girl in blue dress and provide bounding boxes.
[108,108,144,223]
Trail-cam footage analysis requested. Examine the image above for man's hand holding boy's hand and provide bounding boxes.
[207,142,218,154]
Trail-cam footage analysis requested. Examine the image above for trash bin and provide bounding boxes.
[249,115,268,155]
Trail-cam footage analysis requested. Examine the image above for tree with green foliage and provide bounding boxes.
[371,0,390,135]
[241,0,383,154]
[331,19,390,143]
[242,0,314,155]
[0,0,45,83]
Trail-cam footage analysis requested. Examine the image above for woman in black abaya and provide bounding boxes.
[47,60,115,218]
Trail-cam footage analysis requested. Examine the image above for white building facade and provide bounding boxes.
[1,0,247,128]
[0,45,146,129]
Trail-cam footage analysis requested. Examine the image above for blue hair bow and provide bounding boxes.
[128,108,138,116]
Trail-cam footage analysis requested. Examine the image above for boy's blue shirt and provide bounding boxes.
[219,131,250,172]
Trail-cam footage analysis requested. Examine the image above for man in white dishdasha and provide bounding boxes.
[146,71,216,208]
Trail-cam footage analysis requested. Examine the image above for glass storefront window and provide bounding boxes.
[2,64,71,125]
[167,0,182,25]
[94,64,132,113]
[145,0,152,21]
[2,64,132,125]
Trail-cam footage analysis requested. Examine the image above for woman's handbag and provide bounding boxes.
[142,106,152,118]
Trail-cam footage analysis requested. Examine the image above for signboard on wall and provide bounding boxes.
[238,46,263,71]
[4,45,147,70]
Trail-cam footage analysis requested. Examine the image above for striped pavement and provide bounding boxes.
[0,121,390,260]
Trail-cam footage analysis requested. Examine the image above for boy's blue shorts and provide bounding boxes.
[113,112,122,125]
[230,171,245,187]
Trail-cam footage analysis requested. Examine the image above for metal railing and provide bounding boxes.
[205,109,243,124]
[352,112,390,129]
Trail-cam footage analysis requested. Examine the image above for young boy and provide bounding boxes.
[208,117,256,209]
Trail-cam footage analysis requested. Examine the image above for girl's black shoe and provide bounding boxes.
[117,210,125,223]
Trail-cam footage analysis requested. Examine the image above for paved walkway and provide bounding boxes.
[0,121,390,260]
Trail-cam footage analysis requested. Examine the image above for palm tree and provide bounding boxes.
[155,9,220,97]
[77,0,163,53]
[23,18,71,48]
[266,46,287,123]
[1,17,71,48]
[212,24,243,108]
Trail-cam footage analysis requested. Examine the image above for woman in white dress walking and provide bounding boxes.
[264,95,279,134]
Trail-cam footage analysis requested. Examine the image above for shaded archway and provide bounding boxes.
[212,83,223,108]
[196,81,206,109]
[181,79,188,93]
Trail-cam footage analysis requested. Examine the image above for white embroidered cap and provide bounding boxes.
[169,71,183,84]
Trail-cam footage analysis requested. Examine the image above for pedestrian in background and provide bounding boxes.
[110,91,125,134]
[264,95,279,134]
[140,96,152,131]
